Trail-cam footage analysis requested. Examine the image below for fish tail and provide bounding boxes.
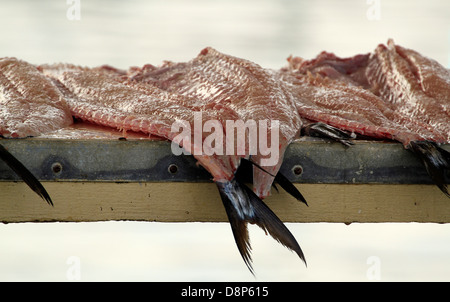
[409,141,449,197]
[216,178,306,274]
[236,158,308,205]
[0,143,53,206]
[301,122,355,146]
[274,171,308,206]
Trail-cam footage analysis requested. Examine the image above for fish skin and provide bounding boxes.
[41,66,240,181]
[0,58,73,138]
[0,57,72,204]
[366,39,450,142]
[365,40,450,196]
[40,58,307,273]
[278,70,441,145]
[280,40,450,197]
[125,46,308,270]
[128,47,302,199]
[286,51,371,88]
[2,39,446,274]
[393,43,450,111]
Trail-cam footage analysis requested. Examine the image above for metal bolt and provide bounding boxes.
[168,164,178,174]
[292,165,303,176]
[52,162,63,174]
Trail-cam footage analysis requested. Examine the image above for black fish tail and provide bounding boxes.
[301,122,355,146]
[0,143,53,206]
[409,141,449,197]
[237,158,308,205]
[274,171,308,206]
[217,179,306,274]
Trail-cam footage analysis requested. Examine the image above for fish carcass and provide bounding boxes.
[0,39,448,274]
[279,39,450,196]
[38,48,308,273]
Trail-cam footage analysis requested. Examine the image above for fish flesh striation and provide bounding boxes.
[286,51,371,88]
[127,47,303,199]
[280,40,449,195]
[0,58,75,205]
[285,40,450,143]
[278,71,446,145]
[40,65,238,182]
[0,40,448,274]
[39,53,307,273]
[366,39,450,142]
[0,58,72,138]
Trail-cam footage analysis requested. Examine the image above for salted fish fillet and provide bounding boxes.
[0,58,72,138]
[40,57,307,273]
[286,51,371,88]
[127,47,303,199]
[0,57,74,205]
[39,65,238,182]
[281,40,450,196]
[287,40,450,143]
[366,39,450,142]
[278,71,446,146]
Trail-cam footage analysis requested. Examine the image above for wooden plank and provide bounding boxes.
[0,182,448,224]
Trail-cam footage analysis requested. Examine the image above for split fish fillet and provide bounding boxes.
[126,47,302,199]
[281,39,450,195]
[0,57,72,137]
[0,40,448,274]
[0,57,74,205]
[39,49,307,273]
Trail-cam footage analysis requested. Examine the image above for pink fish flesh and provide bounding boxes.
[0,58,72,138]
[38,49,307,273]
[0,40,448,273]
[126,47,302,199]
[280,39,449,195]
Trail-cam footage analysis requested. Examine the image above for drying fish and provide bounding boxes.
[0,57,72,137]
[125,48,351,193]
[1,40,448,275]
[280,40,450,196]
[0,57,72,205]
[367,40,449,140]
[125,48,303,197]
[39,48,308,273]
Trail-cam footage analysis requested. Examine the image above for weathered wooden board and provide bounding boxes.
[1,182,448,224]
[0,138,448,223]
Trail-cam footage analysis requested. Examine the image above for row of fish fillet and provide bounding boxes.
[0,39,449,274]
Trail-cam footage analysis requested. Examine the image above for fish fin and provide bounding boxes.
[234,157,253,184]
[302,122,355,146]
[218,181,254,274]
[217,179,306,274]
[409,141,449,198]
[0,144,53,206]
[272,182,279,193]
[240,158,308,205]
[274,171,308,206]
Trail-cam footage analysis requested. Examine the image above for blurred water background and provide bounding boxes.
[0,0,449,281]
